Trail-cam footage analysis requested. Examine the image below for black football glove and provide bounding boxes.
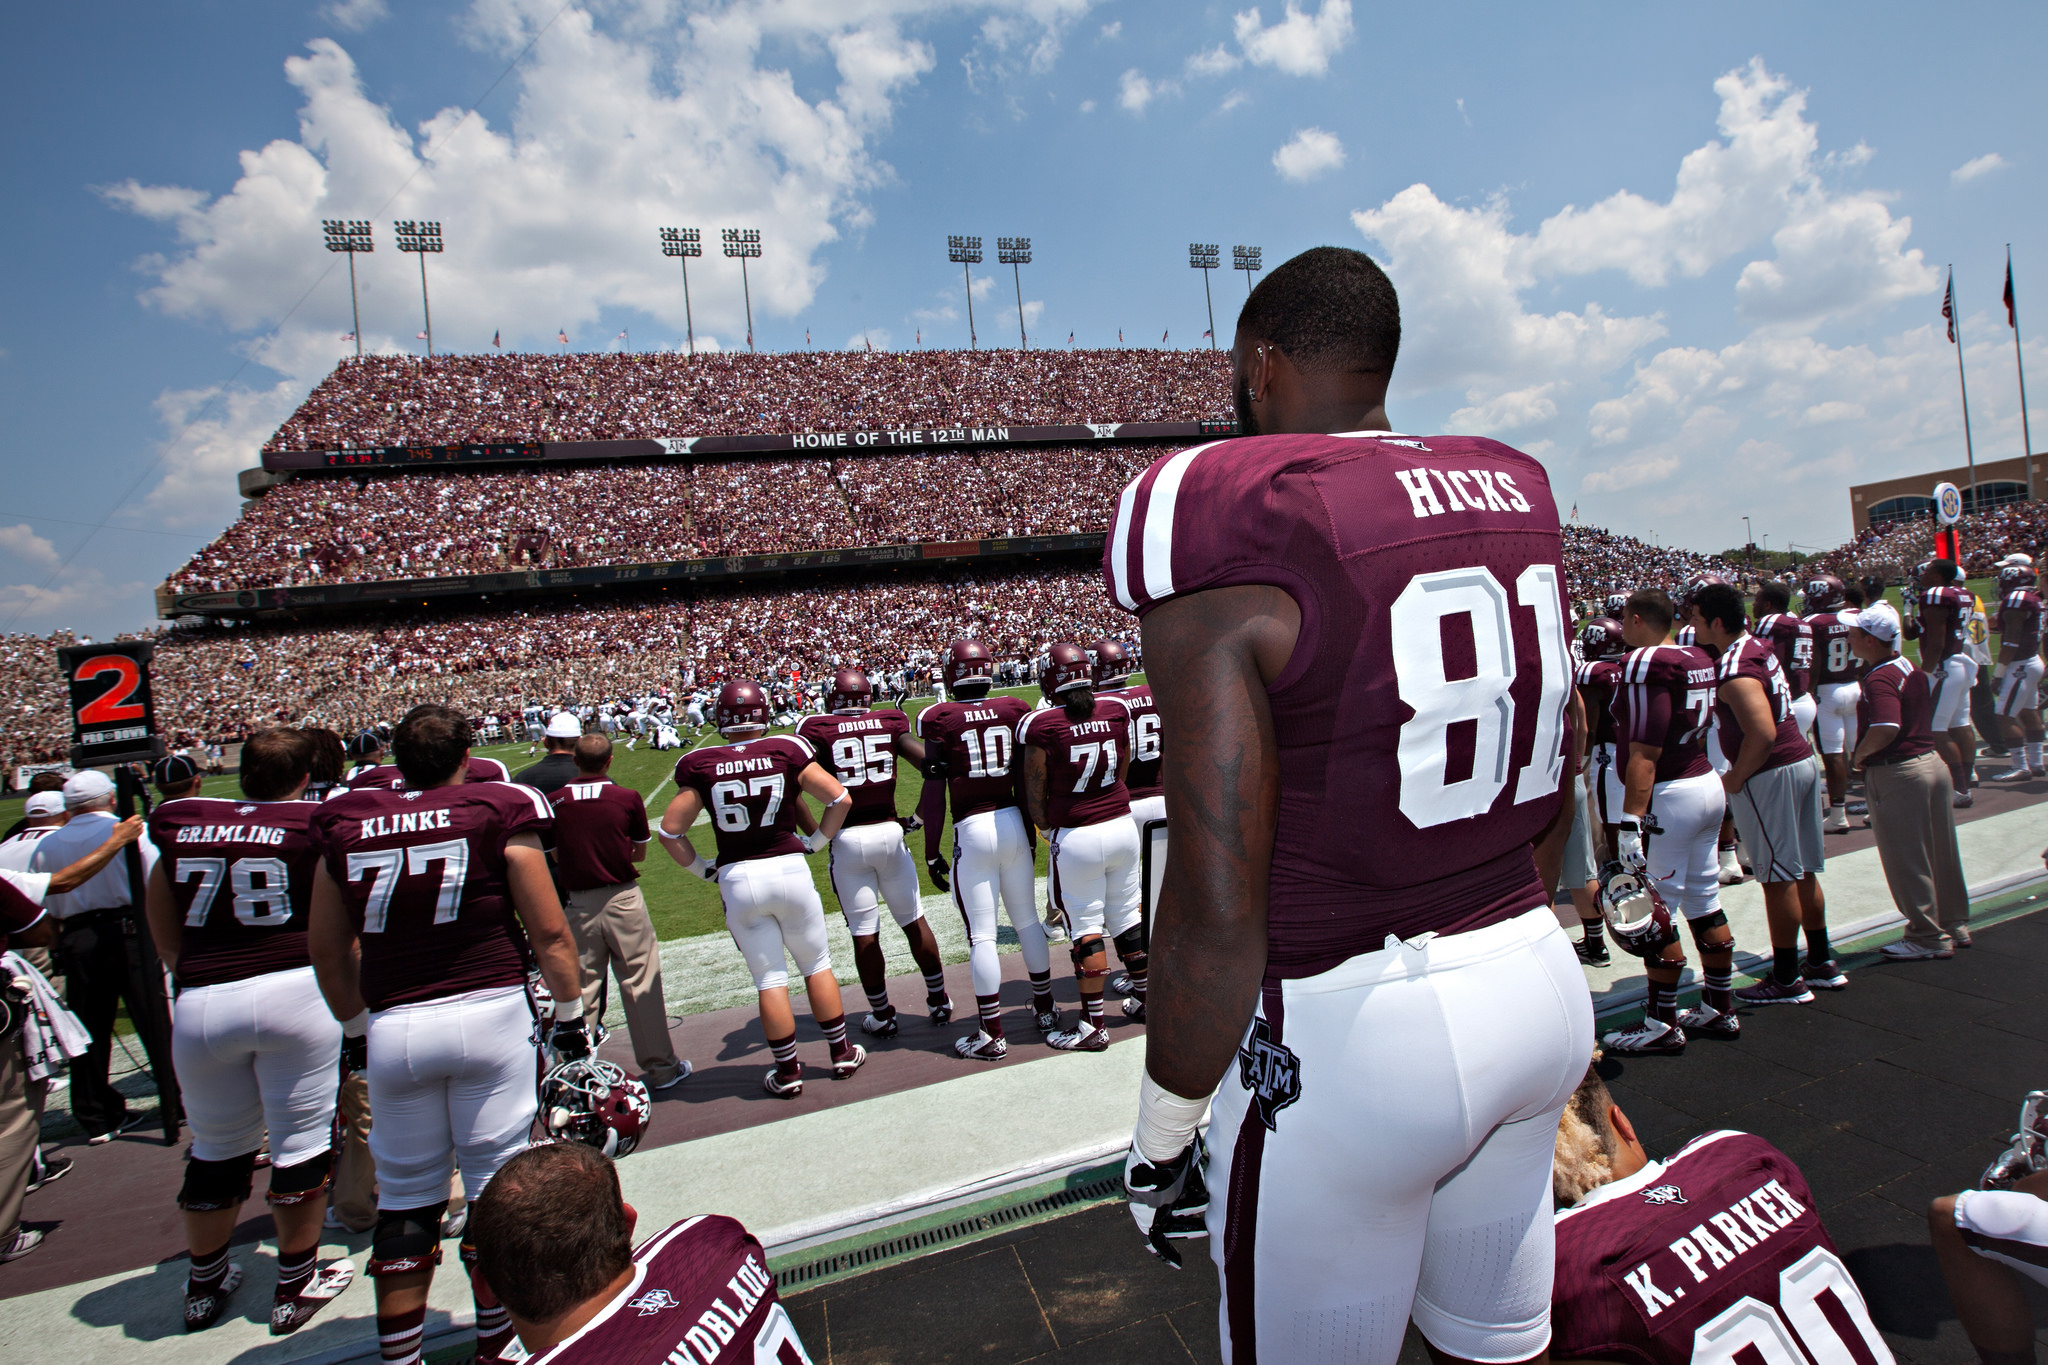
[549,1017,592,1061]
[926,851,951,892]
[897,813,924,833]
[1125,1134,1210,1268]
[923,753,951,781]
[340,1033,367,1080]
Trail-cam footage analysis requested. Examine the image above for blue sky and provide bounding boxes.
[2,0,2043,638]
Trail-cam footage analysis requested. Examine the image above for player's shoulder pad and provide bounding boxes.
[481,779,554,822]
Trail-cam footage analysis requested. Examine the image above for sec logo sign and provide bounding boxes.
[1934,481,1964,525]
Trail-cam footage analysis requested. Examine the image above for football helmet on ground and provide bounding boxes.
[540,1058,652,1159]
[1597,861,1679,960]
[1983,1089,2048,1189]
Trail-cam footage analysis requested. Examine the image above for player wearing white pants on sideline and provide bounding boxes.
[1049,818,1143,941]
[829,823,921,940]
[1205,908,1591,1362]
[1791,690,1817,738]
[952,805,1050,1001]
[175,965,341,1166]
[364,985,538,1207]
[1128,794,1166,836]
[721,853,833,991]
[1815,681,1862,755]
[1646,770,1729,921]
[1929,652,1978,731]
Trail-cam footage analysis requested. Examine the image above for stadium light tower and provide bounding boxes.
[948,235,983,349]
[998,237,1031,349]
[659,227,702,356]
[323,220,374,357]
[722,228,762,352]
[393,220,443,356]
[1189,243,1219,351]
[1233,244,1262,296]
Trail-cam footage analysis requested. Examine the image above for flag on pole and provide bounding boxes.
[1067,331,1074,346]
[2007,260,2019,329]
[1202,328,1213,339]
[558,329,570,346]
[340,332,355,342]
[1570,501,1579,522]
[1943,272,1957,343]
[491,330,501,348]
[1161,329,1169,344]
[1118,329,1123,345]
[416,331,429,341]
[807,328,813,347]
[914,329,920,347]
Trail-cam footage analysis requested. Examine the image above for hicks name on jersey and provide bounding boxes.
[1393,466,1535,519]
[1622,1176,1812,1317]
[174,823,289,846]
[648,1250,776,1363]
[358,809,456,838]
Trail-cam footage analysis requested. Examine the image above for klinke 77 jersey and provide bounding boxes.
[1104,432,1575,978]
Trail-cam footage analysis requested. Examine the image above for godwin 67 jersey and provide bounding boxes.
[1105,431,1574,978]
[148,796,321,989]
[670,736,815,866]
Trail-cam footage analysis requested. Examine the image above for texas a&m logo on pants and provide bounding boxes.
[1238,1018,1301,1130]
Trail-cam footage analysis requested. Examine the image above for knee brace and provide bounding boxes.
[1112,924,1149,972]
[1687,909,1731,949]
[369,1203,449,1278]
[266,1148,334,1206]
[1070,935,1109,979]
[177,1151,257,1212]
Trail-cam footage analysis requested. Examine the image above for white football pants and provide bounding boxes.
[1648,770,1727,920]
[366,984,539,1209]
[1590,743,1625,828]
[1049,817,1142,941]
[172,964,341,1166]
[1997,658,2045,716]
[1956,1188,2048,1288]
[720,852,832,992]
[1205,907,1593,1364]
[951,806,1047,998]
[829,821,925,938]
[1929,653,1978,731]
[1791,690,1817,739]
[1815,682,1862,755]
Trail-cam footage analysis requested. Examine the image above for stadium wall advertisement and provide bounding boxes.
[160,533,1109,617]
[262,418,1239,472]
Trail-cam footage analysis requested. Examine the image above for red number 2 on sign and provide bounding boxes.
[74,655,146,724]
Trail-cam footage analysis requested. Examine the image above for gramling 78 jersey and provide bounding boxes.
[148,796,321,989]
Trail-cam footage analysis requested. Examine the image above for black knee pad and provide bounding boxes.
[369,1203,449,1278]
[1070,935,1108,978]
[266,1148,334,1206]
[1112,924,1149,966]
[1687,910,1731,949]
[177,1152,257,1212]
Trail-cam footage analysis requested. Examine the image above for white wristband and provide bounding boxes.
[342,1010,369,1039]
[1133,1072,1211,1163]
[553,1000,583,1022]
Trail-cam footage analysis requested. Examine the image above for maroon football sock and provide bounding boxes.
[377,1305,427,1363]
[975,993,1004,1040]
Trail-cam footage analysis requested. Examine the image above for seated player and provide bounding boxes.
[1929,1090,2048,1365]
[658,679,864,1097]
[467,1143,811,1363]
[793,668,953,1038]
[1550,1066,1892,1362]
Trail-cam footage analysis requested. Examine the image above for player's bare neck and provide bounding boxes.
[516,1265,637,1353]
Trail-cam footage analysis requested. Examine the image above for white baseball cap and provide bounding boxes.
[24,792,63,818]
[1846,602,1901,645]
[62,770,117,810]
[1997,552,2035,568]
[544,712,582,739]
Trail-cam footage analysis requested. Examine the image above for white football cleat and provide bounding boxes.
[1601,1019,1686,1055]
[1677,1005,1741,1038]
[859,1011,900,1038]
[953,1030,1008,1061]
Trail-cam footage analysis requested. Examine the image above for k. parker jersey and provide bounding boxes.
[794,709,911,827]
[527,1215,810,1365]
[1805,611,1862,687]
[311,781,554,1010]
[917,695,1032,820]
[1102,683,1162,799]
[1917,584,1973,664]
[1552,1130,1892,1365]
[1611,646,1718,783]
[344,756,512,792]
[671,736,815,865]
[2002,588,2045,656]
[1105,431,1574,977]
[1752,613,1813,700]
[1713,635,1813,772]
[148,796,322,989]
[1018,697,1133,828]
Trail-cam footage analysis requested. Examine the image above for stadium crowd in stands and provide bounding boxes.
[1560,522,1747,604]
[1814,498,2048,582]
[260,350,1231,453]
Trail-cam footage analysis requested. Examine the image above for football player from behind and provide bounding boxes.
[1990,554,2045,780]
[1905,557,1981,807]
[915,639,1057,1059]
[1604,588,1735,1055]
[1751,580,1816,739]
[144,730,356,1336]
[1551,1065,1892,1362]
[1019,642,1141,1051]
[1676,575,1746,885]
[1089,638,1161,1002]
[1574,616,1630,966]
[660,680,863,1097]
[308,704,586,1365]
[1801,574,1863,830]
[793,667,952,1038]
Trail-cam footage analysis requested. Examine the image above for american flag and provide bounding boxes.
[491,330,501,348]
[2006,258,2019,329]
[1161,329,1169,344]
[1942,271,1956,343]
[558,329,570,345]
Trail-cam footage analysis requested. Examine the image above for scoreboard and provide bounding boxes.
[322,443,543,468]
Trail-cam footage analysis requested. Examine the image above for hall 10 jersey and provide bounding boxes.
[148,796,321,989]
[793,710,910,826]
[1105,432,1574,978]
[917,694,1032,820]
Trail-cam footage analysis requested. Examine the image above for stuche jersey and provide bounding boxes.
[1103,683,1162,798]
[1752,612,1813,699]
[148,796,321,989]
[311,780,554,1010]
[1105,432,1574,977]
[1017,696,1133,828]
[527,1215,810,1365]
[1805,611,1862,687]
[794,709,911,827]
[2003,588,2045,656]
[671,735,815,865]
[1713,635,1813,771]
[1552,1130,1891,1365]
[1612,645,1718,783]
[917,694,1031,821]
[345,756,512,792]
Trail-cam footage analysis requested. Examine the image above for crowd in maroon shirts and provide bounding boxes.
[1561,523,1750,608]
[260,350,1231,453]
[1812,500,2048,582]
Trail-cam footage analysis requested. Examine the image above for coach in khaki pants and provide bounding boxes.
[1848,602,1972,960]
[547,734,688,1088]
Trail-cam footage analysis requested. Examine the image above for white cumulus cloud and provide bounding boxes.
[1272,127,1344,181]
[322,0,388,32]
[1952,152,2006,184]
[1233,0,1352,77]
[0,525,61,571]
[1118,67,1175,112]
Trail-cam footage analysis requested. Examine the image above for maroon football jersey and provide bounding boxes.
[1018,697,1133,828]
[546,779,650,892]
[1753,613,1813,699]
[671,736,814,865]
[1612,645,1717,783]
[916,694,1031,820]
[794,709,911,827]
[0,876,45,953]
[1915,584,1971,664]
[149,796,321,988]
[1552,1131,1888,1365]
[526,1216,810,1365]
[345,756,512,792]
[1805,611,1862,687]
[1576,660,1622,750]
[2002,588,2045,656]
[1857,656,1935,760]
[1103,683,1162,798]
[311,781,554,1010]
[1105,432,1575,977]
[1713,636,1813,772]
